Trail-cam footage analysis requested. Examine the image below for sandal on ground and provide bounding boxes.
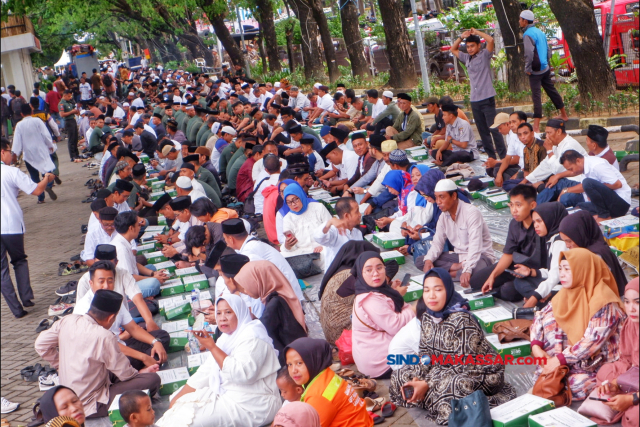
[368,411,385,425]
[336,369,356,379]
[20,363,44,382]
[350,378,377,395]
[362,390,380,399]
[365,396,386,412]
[1,418,10,427]
[381,401,397,417]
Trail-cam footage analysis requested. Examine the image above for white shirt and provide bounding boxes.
[81,226,115,262]
[238,237,305,301]
[112,106,126,120]
[252,158,287,182]
[582,156,631,204]
[387,318,421,370]
[73,289,133,344]
[144,124,157,138]
[114,201,131,213]
[76,267,141,301]
[309,151,325,173]
[367,163,391,196]
[79,83,92,100]
[505,131,525,169]
[112,233,139,275]
[334,149,359,180]
[85,127,93,144]
[1,163,37,234]
[318,93,334,111]
[371,98,385,119]
[290,93,310,110]
[214,276,265,318]
[131,98,145,109]
[258,92,273,110]
[593,146,620,170]
[314,223,363,271]
[12,116,55,174]
[253,174,280,214]
[87,212,100,235]
[171,214,203,241]
[130,112,142,126]
[528,134,587,184]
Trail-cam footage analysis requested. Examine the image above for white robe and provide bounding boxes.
[282,202,332,260]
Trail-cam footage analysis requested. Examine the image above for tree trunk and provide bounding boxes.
[547,0,615,101]
[176,32,214,65]
[308,0,340,82]
[255,0,282,72]
[339,0,369,77]
[434,0,443,12]
[257,33,269,75]
[285,23,296,72]
[198,1,247,69]
[286,0,326,80]
[377,0,418,88]
[163,35,184,62]
[491,0,528,92]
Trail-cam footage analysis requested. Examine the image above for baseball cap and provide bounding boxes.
[520,10,534,21]
[490,112,510,128]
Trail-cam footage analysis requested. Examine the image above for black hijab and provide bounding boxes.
[416,268,470,320]
[533,202,568,242]
[318,240,379,299]
[352,251,405,313]
[559,210,627,294]
[39,385,76,423]
[284,338,333,387]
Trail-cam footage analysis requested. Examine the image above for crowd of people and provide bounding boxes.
[1,8,638,427]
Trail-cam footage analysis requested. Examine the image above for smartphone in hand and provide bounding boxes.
[402,385,414,400]
[401,273,411,287]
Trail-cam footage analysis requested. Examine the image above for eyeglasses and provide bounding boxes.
[286,196,301,206]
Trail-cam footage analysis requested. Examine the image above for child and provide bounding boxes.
[119,390,158,427]
[276,366,303,406]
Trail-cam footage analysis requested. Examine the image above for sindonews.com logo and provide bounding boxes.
[387,354,547,366]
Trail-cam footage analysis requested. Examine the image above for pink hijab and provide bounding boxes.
[272,402,320,427]
[621,277,639,368]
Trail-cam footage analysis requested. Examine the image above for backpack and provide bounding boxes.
[103,73,113,87]
[243,176,269,215]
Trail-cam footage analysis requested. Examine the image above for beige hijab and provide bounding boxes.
[234,260,307,332]
[551,248,623,345]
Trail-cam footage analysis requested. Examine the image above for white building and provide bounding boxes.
[1,15,41,97]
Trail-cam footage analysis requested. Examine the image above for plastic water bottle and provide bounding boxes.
[187,327,200,354]
[203,322,213,333]
[190,288,201,317]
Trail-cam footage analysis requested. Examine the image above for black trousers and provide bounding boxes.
[487,164,521,181]
[374,117,394,136]
[469,262,522,302]
[1,234,34,316]
[430,149,475,167]
[579,178,630,219]
[89,372,161,418]
[529,69,565,119]
[471,97,506,159]
[124,329,171,371]
[65,118,79,160]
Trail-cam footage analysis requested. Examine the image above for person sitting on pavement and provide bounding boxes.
[80,207,119,267]
[486,111,527,183]
[430,104,479,167]
[498,122,546,191]
[385,93,422,146]
[586,124,619,169]
[33,386,86,426]
[317,141,359,196]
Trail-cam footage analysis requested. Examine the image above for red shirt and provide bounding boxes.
[236,157,257,202]
[45,91,62,113]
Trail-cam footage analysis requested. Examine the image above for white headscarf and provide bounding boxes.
[209,294,274,393]
[211,122,221,135]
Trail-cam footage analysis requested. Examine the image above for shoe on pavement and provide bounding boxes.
[14,310,28,319]
[22,300,34,307]
[48,303,74,317]
[45,187,57,201]
[54,176,62,185]
[38,373,59,391]
[55,281,77,296]
[1,397,19,414]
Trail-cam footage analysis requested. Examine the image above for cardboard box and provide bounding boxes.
[408,149,429,161]
[487,193,510,209]
[183,274,210,292]
[158,296,187,317]
[145,225,167,234]
[136,243,157,255]
[167,189,177,197]
[149,191,166,201]
[601,215,639,236]
[187,352,212,375]
[165,302,192,320]
[527,407,596,427]
[456,289,494,311]
[490,394,554,427]
[144,251,168,264]
[160,279,185,297]
[140,231,158,243]
[457,176,495,188]
[162,319,190,352]
[146,177,159,186]
[139,154,150,164]
[175,266,200,278]
[473,306,513,333]
[485,334,532,358]
[478,189,507,201]
[151,180,166,190]
[152,260,176,275]
[157,215,167,226]
[319,200,337,216]
[157,367,190,396]
[372,232,405,249]
[109,390,150,425]
[380,250,406,265]
[404,281,424,302]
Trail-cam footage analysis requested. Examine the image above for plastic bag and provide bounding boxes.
[335,329,354,365]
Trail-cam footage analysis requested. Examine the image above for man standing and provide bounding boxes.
[90,68,102,97]
[519,10,568,133]
[79,76,93,108]
[1,138,55,318]
[45,83,64,131]
[11,104,57,203]
[451,28,506,160]
[59,90,80,161]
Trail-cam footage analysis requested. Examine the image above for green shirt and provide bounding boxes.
[173,110,186,125]
[186,116,204,144]
[178,114,191,135]
[227,153,246,190]
[227,146,246,177]
[89,127,104,150]
[219,142,238,177]
[362,100,373,117]
[59,99,76,120]
[162,113,172,126]
[153,106,164,116]
[196,127,212,147]
[198,98,207,108]
[195,167,220,197]
[198,179,222,208]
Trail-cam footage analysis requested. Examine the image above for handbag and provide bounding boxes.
[492,319,533,343]
[577,389,620,424]
[334,329,354,365]
[448,390,492,427]
[617,366,639,393]
[532,365,573,407]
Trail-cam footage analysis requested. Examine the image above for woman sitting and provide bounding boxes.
[274,179,318,246]
[530,248,626,400]
[390,268,515,424]
[158,295,281,427]
[35,385,86,427]
[285,338,373,427]
[352,252,415,379]
[281,183,332,260]
[317,240,380,345]
[272,402,321,427]
[512,202,568,308]
[592,277,639,427]
[559,210,627,295]
[367,169,412,217]
[231,260,308,364]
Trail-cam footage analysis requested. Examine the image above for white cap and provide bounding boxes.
[382,90,394,99]
[211,122,221,134]
[80,110,88,115]
[274,82,281,88]
[313,83,321,89]
[128,92,135,96]
[520,10,534,21]
[122,102,130,107]
[434,179,458,193]
[1,87,5,92]
[176,176,193,189]
[221,126,237,136]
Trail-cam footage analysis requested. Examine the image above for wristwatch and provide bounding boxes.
[167,237,172,244]
[633,392,639,406]
[151,339,160,346]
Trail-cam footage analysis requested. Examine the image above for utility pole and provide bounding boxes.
[409,0,430,97]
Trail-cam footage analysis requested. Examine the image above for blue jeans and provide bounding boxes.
[536,178,581,204]
[25,161,53,202]
[136,277,160,298]
[422,131,432,147]
[51,112,64,130]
